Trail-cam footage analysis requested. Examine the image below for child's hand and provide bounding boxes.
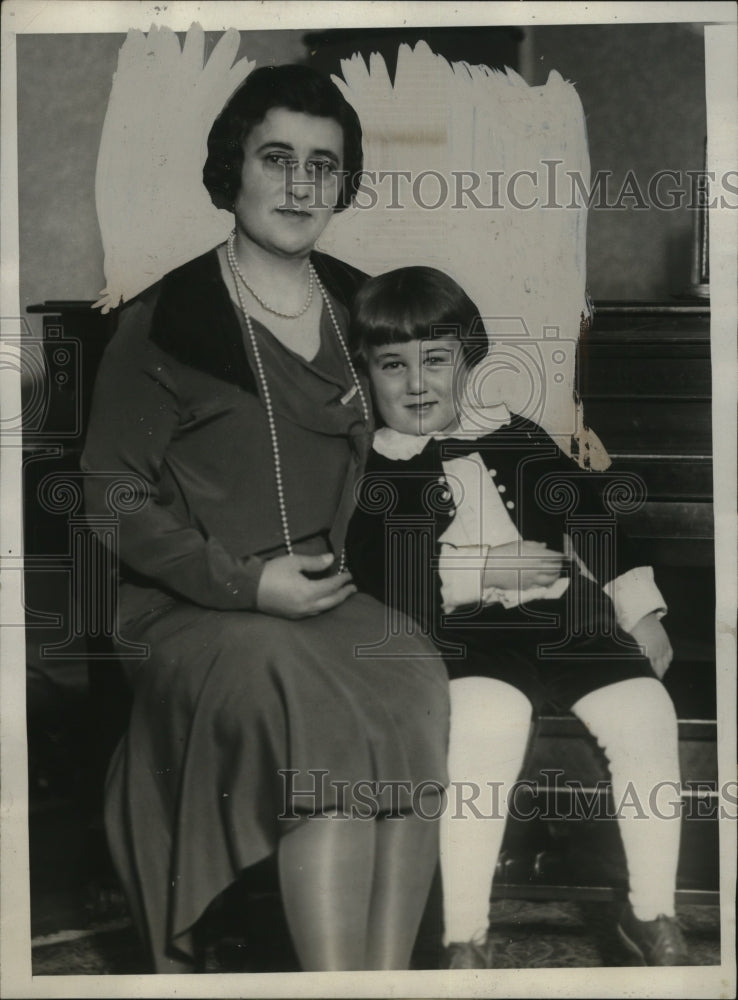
[629,612,673,678]
[483,541,565,592]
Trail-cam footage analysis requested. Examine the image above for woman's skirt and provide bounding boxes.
[105,588,450,971]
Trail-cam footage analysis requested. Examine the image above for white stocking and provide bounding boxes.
[571,676,682,920]
[440,677,532,945]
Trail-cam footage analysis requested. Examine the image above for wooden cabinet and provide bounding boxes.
[579,302,715,718]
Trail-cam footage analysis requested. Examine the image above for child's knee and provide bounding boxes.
[450,678,532,739]
[574,676,678,747]
[615,677,678,730]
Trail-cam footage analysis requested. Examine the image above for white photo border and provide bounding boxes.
[1,3,736,998]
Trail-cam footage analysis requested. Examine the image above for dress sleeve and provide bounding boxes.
[81,299,264,610]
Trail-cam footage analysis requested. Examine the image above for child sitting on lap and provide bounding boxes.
[346,266,689,970]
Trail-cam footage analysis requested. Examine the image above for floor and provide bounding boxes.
[28,784,721,975]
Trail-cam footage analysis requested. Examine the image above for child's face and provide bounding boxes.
[366,338,463,436]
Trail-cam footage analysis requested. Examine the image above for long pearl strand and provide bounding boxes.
[226,237,369,573]
[228,230,314,318]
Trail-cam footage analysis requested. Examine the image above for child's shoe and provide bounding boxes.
[444,934,495,969]
[616,907,690,965]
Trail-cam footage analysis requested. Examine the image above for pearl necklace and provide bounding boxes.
[226,238,369,574]
[228,230,314,318]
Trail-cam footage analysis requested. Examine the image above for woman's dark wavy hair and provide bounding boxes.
[350,267,489,369]
[203,64,363,212]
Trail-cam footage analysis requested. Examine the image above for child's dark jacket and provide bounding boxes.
[346,411,664,643]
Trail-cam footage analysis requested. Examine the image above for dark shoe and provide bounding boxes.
[616,908,690,966]
[444,936,495,969]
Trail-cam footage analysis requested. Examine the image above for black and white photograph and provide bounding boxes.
[1,2,736,997]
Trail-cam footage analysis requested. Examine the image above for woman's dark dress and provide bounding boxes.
[82,250,449,971]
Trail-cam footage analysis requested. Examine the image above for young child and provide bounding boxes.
[346,266,689,970]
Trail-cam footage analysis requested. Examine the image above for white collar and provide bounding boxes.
[373,404,512,460]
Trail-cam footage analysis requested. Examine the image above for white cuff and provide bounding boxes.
[439,544,572,612]
[603,566,667,634]
[438,544,489,612]
[482,575,571,609]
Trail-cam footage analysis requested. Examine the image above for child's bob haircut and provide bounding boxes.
[350,266,489,369]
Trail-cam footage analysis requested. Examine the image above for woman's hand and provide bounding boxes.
[629,612,674,679]
[483,540,565,592]
[256,553,357,619]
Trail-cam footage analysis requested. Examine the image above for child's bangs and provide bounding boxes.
[350,265,485,364]
[363,297,454,348]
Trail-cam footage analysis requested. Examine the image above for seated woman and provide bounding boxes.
[346,266,689,969]
[82,67,449,973]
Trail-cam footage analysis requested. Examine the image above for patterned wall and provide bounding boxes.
[529,23,707,301]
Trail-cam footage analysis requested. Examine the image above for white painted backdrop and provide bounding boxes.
[95,26,608,467]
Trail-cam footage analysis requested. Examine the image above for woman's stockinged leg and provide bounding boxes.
[279,809,441,971]
[278,815,375,970]
[440,678,533,946]
[571,676,682,920]
[364,809,441,969]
